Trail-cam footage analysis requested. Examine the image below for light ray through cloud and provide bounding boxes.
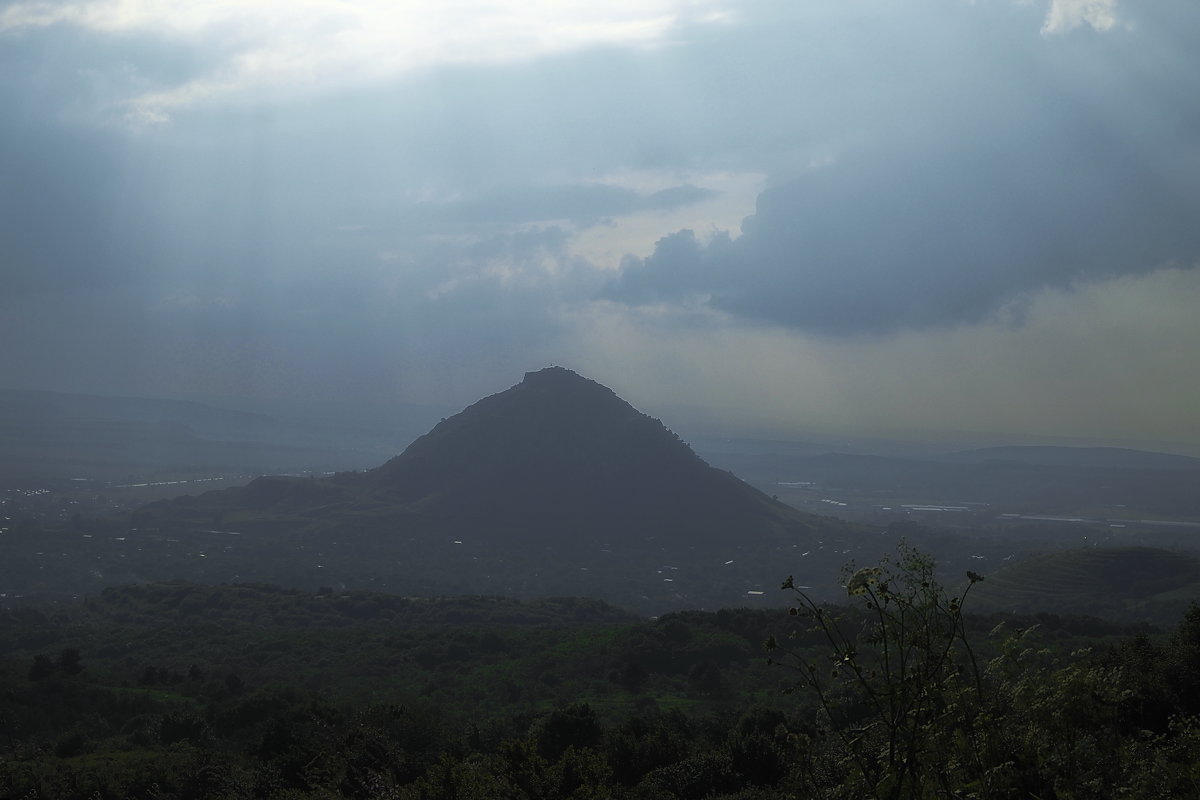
[1,0,730,123]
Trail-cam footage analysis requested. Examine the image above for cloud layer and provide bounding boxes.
[608,129,1200,334]
[1042,0,1121,34]
[3,0,1200,449]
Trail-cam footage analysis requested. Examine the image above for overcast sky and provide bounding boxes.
[2,0,1199,450]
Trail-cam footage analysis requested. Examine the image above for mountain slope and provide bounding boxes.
[365,367,783,533]
[937,446,1200,471]
[118,368,862,611]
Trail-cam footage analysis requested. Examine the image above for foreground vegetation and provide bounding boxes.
[2,548,1199,799]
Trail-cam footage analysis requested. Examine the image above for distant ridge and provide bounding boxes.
[937,446,1200,471]
[0,386,425,481]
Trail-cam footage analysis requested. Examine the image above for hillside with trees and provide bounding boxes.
[2,546,1198,798]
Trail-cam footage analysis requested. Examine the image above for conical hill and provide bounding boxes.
[367,367,771,524]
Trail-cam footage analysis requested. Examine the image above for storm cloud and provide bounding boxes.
[606,0,1200,335]
[608,130,1200,334]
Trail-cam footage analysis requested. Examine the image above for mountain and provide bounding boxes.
[114,368,863,612]
[365,367,783,537]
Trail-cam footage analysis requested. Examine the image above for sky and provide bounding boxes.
[2,0,1199,451]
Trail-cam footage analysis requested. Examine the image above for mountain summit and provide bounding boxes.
[133,368,857,611]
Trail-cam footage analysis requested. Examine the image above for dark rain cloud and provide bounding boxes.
[608,153,1200,334]
[607,14,1200,335]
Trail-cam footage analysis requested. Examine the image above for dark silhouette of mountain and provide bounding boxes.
[125,368,860,611]
[155,368,817,541]
[365,367,782,535]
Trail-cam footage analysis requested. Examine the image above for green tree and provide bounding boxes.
[769,544,987,799]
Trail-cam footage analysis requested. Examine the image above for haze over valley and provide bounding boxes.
[3,368,1199,623]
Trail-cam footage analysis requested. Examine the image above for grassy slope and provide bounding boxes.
[970,546,1200,623]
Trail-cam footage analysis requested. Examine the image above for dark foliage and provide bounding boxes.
[2,556,1199,798]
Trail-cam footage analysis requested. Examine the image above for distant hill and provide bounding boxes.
[936,446,1200,471]
[703,446,1200,518]
[99,368,866,612]
[365,367,785,539]
[0,387,433,482]
[970,547,1200,624]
